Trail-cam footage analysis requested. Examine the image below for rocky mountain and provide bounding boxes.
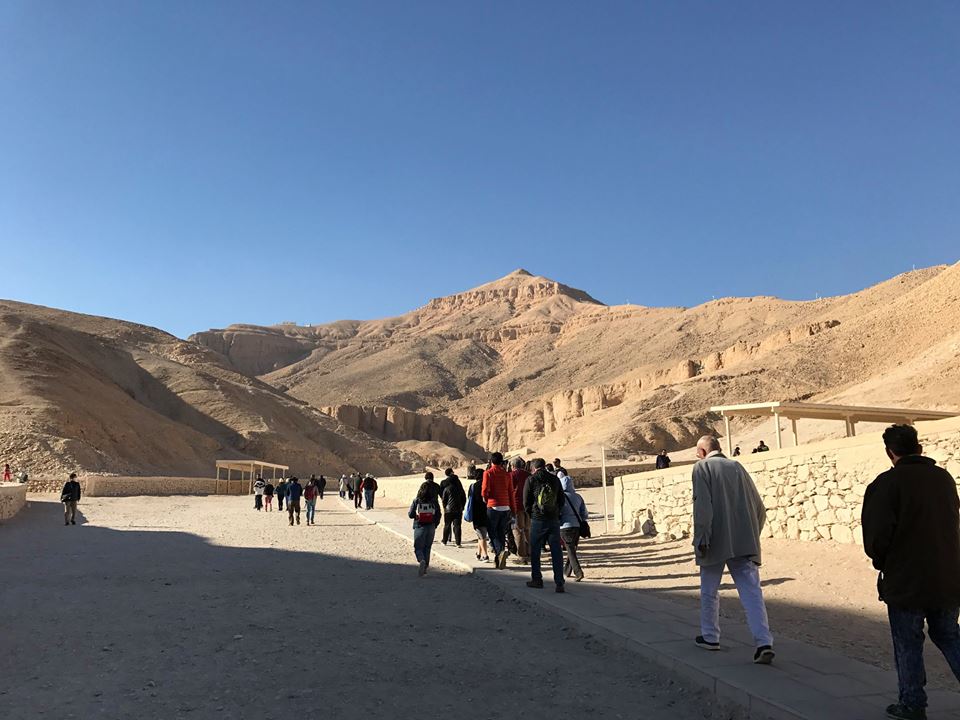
[0,301,419,479]
[192,263,960,464]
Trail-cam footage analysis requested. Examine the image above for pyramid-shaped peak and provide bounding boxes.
[426,269,605,311]
[510,268,533,277]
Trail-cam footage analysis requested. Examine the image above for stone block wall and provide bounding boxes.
[83,476,226,496]
[0,484,28,521]
[614,416,960,545]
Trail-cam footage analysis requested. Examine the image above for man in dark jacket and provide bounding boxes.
[60,473,82,526]
[439,468,466,547]
[286,477,303,526]
[276,479,287,512]
[862,424,960,720]
[523,459,565,592]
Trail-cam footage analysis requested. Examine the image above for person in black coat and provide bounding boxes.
[60,473,82,526]
[439,468,467,548]
[862,424,960,720]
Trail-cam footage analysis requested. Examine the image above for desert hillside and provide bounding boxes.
[193,263,960,463]
[0,301,419,479]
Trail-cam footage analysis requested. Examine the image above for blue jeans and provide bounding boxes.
[305,499,316,523]
[364,488,375,509]
[888,605,960,708]
[529,519,564,587]
[414,524,436,564]
[487,508,511,555]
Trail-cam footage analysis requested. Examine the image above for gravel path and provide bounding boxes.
[0,495,740,720]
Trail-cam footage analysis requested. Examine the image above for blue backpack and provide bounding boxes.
[463,482,475,523]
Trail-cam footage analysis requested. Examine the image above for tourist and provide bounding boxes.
[559,472,588,581]
[466,467,490,562]
[264,480,274,511]
[509,457,531,564]
[862,424,960,720]
[339,475,347,498]
[553,458,567,476]
[409,475,442,577]
[482,452,515,569]
[276,478,287,512]
[692,436,774,663]
[304,477,319,525]
[318,475,327,500]
[286,476,303,526]
[3,463,10,482]
[523,459,565,592]
[752,441,770,453]
[733,446,741,457]
[353,473,363,509]
[60,472,81,526]
[656,450,671,470]
[253,476,266,511]
[362,474,378,509]
[439,468,466,547]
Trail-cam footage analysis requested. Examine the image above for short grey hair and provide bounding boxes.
[697,435,722,453]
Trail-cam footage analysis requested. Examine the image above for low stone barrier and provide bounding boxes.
[83,476,243,497]
[614,415,960,545]
[0,483,28,521]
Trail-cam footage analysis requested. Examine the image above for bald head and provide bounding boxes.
[696,436,722,458]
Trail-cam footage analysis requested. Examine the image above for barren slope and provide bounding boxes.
[193,262,960,460]
[0,302,418,479]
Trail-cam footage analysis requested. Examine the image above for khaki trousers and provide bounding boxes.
[63,500,77,524]
[512,509,531,559]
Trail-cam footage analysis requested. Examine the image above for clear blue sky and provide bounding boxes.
[2,2,958,339]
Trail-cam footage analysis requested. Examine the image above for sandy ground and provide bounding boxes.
[0,494,743,720]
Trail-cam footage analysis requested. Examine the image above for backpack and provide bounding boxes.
[415,500,436,525]
[463,484,474,523]
[535,479,558,517]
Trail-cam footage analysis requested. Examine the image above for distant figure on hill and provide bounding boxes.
[409,475,442,577]
[60,472,81,526]
[559,472,588,582]
[303,477,319,525]
[3,463,10,482]
[862,424,960,720]
[510,457,531,564]
[692,436,774,664]
[482,452,515,569]
[465,467,490,562]
[524,458,565,593]
[439,468,466,547]
[733,446,741,457]
[253,476,266,511]
[276,478,288,512]
[752,441,770,453]
[318,475,327,500]
[656,450,671,470]
[264,480,274,511]
[362,474,378,509]
[286,477,303,526]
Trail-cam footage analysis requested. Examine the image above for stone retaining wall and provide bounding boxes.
[83,476,243,497]
[614,415,960,545]
[0,484,28,521]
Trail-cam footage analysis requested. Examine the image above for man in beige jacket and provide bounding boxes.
[692,435,775,664]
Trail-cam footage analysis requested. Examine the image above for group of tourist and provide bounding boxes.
[251,474,328,525]
[338,473,378,509]
[405,454,589,587]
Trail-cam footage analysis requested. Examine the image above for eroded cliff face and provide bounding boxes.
[318,404,485,458]
[191,327,317,377]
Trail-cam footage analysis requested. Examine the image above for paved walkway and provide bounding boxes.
[347,498,960,720]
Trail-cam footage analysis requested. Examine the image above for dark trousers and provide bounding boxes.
[278,496,284,511]
[254,495,263,510]
[530,519,564,587]
[487,508,511,555]
[888,605,960,708]
[442,511,462,545]
[319,488,325,499]
[560,527,582,578]
[354,490,362,508]
[288,500,301,524]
